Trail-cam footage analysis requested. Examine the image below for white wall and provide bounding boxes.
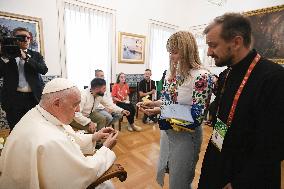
[1,0,283,77]
[90,0,191,75]
[0,0,190,77]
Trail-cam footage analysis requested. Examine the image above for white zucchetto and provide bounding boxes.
[42,78,76,94]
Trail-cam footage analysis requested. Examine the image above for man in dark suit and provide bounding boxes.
[0,27,48,130]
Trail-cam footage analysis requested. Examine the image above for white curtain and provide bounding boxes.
[148,23,175,81]
[64,3,113,89]
[194,32,215,67]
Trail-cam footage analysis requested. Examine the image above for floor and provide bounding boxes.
[112,114,213,189]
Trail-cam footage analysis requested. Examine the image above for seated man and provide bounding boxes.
[71,78,130,133]
[0,78,118,189]
[138,69,157,123]
[95,69,122,127]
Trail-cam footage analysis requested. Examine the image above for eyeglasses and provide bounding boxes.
[15,35,31,41]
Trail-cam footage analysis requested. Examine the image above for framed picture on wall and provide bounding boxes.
[0,11,44,56]
[244,5,284,64]
[118,32,145,64]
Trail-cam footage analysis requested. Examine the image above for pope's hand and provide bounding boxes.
[88,122,97,133]
[92,127,114,142]
[103,131,119,149]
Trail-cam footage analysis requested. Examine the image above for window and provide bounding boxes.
[59,1,114,89]
[190,25,226,76]
[148,21,176,81]
[190,25,215,67]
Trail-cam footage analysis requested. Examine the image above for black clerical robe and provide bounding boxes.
[198,50,284,189]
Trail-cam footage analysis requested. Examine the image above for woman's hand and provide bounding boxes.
[140,106,161,116]
[136,101,155,108]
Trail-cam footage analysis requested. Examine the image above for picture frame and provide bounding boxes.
[118,32,145,64]
[244,5,284,64]
[0,11,44,56]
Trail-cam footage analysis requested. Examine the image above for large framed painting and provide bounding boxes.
[0,11,44,56]
[118,32,145,64]
[244,5,284,64]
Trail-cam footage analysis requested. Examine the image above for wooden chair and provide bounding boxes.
[0,129,127,188]
[87,164,127,188]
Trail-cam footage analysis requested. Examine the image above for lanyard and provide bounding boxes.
[217,54,261,127]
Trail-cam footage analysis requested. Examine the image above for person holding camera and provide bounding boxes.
[0,27,48,130]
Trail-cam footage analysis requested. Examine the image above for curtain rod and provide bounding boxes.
[64,0,116,13]
[149,19,178,29]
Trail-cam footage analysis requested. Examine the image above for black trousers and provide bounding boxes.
[3,92,37,130]
[116,102,136,125]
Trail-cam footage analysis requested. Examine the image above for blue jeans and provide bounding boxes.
[96,109,122,127]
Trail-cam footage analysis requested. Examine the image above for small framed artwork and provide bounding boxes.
[0,11,44,56]
[244,5,284,64]
[118,32,145,64]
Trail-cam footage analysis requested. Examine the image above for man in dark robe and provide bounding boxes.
[198,13,284,189]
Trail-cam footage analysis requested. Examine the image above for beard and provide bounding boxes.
[97,92,104,96]
[213,47,233,67]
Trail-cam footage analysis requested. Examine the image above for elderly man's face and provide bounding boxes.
[58,88,81,124]
[206,24,234,67]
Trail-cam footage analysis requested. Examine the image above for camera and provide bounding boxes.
[0,35,26,58]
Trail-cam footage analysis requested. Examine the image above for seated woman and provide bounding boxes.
[112,73,142,132]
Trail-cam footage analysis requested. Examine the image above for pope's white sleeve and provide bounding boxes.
[39,140,116,189]
[64,125,95,154]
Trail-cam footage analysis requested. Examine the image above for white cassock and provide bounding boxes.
[0,105,116,189]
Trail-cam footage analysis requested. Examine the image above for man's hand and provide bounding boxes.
[20,49,27,60]
[122,110,130,116]
[223,183,233,189]
[92,127,115,142]
[88,122,97,133]
[103,131,119,149]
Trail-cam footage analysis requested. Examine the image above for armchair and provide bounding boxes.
[87,163,127,188]
[0,129,127,188]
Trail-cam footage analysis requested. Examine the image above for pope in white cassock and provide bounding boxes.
[0,78,119,189]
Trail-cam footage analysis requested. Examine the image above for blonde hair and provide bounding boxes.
[166,31,201,79]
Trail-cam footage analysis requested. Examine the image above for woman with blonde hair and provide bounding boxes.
[137,31,213,188]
